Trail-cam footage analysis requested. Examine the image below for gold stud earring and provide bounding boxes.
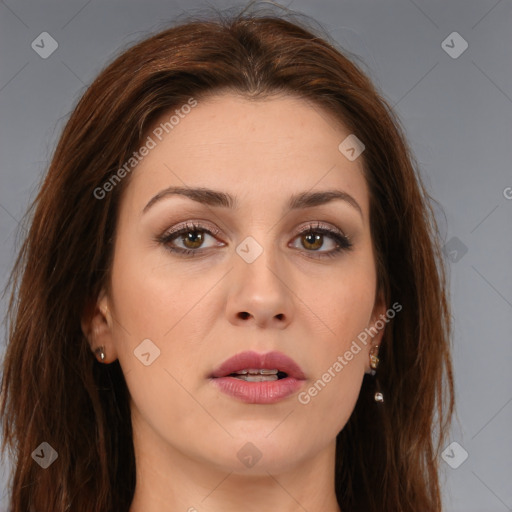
[369,344,380,371]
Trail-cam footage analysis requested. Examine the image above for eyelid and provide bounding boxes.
[160,219,348,240]
[156,219,353,257]
[295,220,349,240]
[163,220,222,237]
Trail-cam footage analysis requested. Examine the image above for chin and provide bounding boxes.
[200,432,310,475]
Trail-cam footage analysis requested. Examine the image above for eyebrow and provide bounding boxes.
[142,186,363,218]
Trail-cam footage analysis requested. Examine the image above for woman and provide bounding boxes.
[0,5,454,511]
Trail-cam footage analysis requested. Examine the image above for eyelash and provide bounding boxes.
[156,221,353,259]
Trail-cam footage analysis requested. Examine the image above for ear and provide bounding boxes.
[81,288,118,363]
[363,290,387,374]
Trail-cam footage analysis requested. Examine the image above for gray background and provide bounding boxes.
[0,1,511,511]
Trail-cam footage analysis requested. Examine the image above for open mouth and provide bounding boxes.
[210,350,306,381]
[209,351,305,404]
[228,369,289,382]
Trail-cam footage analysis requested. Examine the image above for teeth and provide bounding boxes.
[233,374,279,382]
[233,368,278,375]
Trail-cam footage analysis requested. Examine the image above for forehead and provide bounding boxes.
[124,92,370,219]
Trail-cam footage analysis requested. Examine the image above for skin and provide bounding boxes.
[83,92,386,512]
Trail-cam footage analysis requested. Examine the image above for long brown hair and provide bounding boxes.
[1,4,454,511]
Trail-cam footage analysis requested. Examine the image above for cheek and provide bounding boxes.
[309,262,377,346]
[297,362,364,441]
[108,243,221,395]
[297,293,372,435]
[108,239,209,340]
[295,262,376,417]
[109,255,212,448]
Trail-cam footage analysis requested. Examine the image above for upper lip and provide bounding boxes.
[210,350,306,379]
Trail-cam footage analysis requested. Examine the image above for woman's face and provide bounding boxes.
[92,92,386,475]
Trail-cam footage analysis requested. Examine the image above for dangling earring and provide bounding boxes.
[94,308,108,363]
[95,346,106,362]
[369,344,384,403]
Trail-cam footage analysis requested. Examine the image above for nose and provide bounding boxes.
[225,247,294,329]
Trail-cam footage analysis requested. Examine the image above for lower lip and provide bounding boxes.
[210,376,304,404]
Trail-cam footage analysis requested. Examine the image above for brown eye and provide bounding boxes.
[291,223,353,259]
[179,230,205,249]
[157,222,223,257]
[301,232,324,251]
[157,221,352,259]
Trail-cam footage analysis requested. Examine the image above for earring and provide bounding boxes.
[95,346,106,362]
[369,344,380,371]
[369,345,384,403]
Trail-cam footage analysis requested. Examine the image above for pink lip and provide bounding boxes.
[209,350,306,404]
